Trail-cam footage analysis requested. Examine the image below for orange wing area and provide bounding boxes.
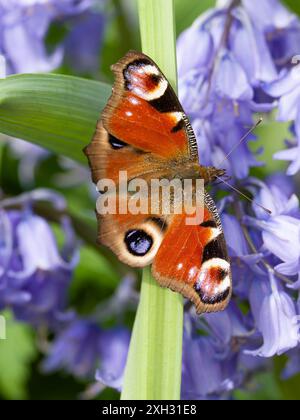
[102,50,198,160]
[105,92,189,158]
[96,194,167,269]
[85,121,161,186]
[152,205,232,314]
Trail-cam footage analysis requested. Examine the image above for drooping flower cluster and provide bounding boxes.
[0,189,131,394]
[264,67,300,175]
[176,0,300,399]
[43,318,130,386]
[0,190,78,327]
[0,1,132,396]
[42,275,135,394]
[177,0,300,179]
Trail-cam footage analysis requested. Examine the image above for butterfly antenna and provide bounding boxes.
[218,118,263,167]
[215,175,272,215]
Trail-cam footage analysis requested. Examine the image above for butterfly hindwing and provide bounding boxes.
[97,190,232,314]
[96,194,167,268]
[152,193,232,314]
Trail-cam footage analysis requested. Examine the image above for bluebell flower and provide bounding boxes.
[96,327,130,391]
[219,177,300,360]
[203,302,252,348]
[181,334,238,399]
[43,319,104,378]
[9,138,50,186]
[222,212,264,299]
[0,0,106,74]
[0,190,78,327]
[265,172,297,198]
[241,0,297,34]
[181,306,254,400]
[177,1,280,179]
[264,67,300,175]
[43,274,134,391]
[247,0,300,176]
[44,318,130,382]
[177,0,300,182]
[0,0,63,73]
[240,0,300,73]
[243,177,300,277]
[245,271,299,357]
[181,327,236,398]
[178,0,300,398]
[64,10,106,75]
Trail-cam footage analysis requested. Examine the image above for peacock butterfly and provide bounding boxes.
[84,51,232,314]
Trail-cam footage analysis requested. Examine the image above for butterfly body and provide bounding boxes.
[85,51,232,314]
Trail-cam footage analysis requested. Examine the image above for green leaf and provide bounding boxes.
[0,74,111,164]
[235,356,300,401]
[0,313,36,400]
[121,0,183,401]
[70,245,121,314]
[74,246,119,289]
[175,0,215,34]
[234,371,284,401]
[274,355,300,400]
[283,0,300,16]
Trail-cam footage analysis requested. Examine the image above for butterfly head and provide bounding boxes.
[200,166,226,185]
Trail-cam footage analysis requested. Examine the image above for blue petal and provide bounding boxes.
[215,52,253,101]
[246,273,299,357]
[242,0,297,31]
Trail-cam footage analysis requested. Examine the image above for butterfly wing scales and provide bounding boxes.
[152,193,232,313]
[85,50,232,314]
[97,197,168,268]
[91,51,197,159]
[85,121,158,186]
[85,51,198,185]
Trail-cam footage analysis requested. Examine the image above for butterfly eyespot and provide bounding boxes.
[200,220,217,228]
[219,268,228,280]
[149,73,161,85]
[198,288,231,305]
[108,134,127,149]
[125,229,153,256]
[124,60,168,101]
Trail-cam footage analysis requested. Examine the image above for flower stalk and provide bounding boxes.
[120,0,183,400]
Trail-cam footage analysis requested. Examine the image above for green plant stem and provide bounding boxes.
[121,0,183,401]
